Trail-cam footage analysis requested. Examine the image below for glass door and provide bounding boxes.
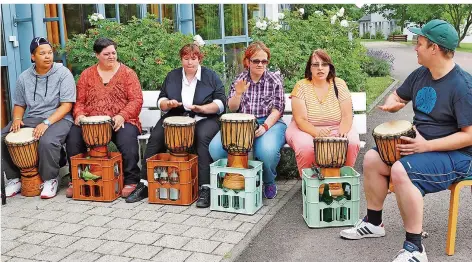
[1,4,21,128]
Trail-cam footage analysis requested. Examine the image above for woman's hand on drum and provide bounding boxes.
[235,79,250,95]
[74,115,86,126]
[397,126,430,155]
[33,123,48,139]
[112,115,125,131]
[187,105,206,114]
[255,125,266,138]
[10,119,24,133]
[166,99,182,109]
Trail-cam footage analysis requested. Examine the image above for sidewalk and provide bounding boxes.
[1,178,299,262]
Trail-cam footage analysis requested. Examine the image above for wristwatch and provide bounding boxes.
[43,119,51,126]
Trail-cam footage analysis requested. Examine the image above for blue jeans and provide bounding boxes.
[209,117,287,185]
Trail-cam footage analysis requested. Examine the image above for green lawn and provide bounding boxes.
[365,76,395,106]
[457,43,472,53]
[398,40,472,53]
[360,39,387,42]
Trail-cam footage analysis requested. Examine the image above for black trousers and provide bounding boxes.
[66,123,141,185]
[140,117,220,186]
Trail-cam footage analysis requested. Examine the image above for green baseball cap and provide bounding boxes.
[408,19,458,51]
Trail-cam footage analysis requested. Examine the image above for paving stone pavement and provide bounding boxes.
[1,179,299,261]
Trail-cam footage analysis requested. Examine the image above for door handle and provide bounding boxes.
[8,36,19,47]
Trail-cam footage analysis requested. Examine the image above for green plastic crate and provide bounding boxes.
[210,159,263,215]
[302,166,360,228]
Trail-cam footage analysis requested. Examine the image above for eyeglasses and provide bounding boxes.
[250,59,269,65]
[311,62,330,68]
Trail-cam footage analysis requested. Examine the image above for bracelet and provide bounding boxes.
[14,117,21,121]
[262,123,269,131]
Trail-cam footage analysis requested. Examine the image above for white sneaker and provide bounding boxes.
[392,241,428,262]
[340,217,386,240]
[41,178,58,199]
[5,178,21,197]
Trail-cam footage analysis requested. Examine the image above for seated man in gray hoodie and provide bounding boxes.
[1,37,76,199]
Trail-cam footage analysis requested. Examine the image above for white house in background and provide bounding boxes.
[358,12,400,38]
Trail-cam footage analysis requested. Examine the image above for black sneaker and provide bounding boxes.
[196,186,210,208]
[125,182,148,203]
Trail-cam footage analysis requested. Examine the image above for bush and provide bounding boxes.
[361,49,394,77]
[249,10,367,92]
[390,29,403,36]
[374,30,385,40]
[60,15,225,90]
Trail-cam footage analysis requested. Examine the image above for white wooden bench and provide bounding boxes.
[137,91,367,164]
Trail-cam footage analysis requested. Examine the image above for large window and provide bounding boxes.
[224,5,244,37]
[247,4,263,35]
[225,42,246,81]
[119,4,139,24]
[147,4,176,31]
[63,4,96,38]
[195,4,221,40]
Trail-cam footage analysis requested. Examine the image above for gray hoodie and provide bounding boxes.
[14,62,76,122]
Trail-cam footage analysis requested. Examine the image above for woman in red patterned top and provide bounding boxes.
[66,38,143,198]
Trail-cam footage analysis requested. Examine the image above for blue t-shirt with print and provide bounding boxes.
[396,64,472,155]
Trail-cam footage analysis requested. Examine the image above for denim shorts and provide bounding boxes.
[373,148,472,196]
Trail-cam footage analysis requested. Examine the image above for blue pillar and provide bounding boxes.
[31,4,46,38]
[179,4,194,35]
[15,4,33,72]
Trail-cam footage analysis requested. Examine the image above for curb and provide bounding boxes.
[224,180,302,262]
[367,77,400,113]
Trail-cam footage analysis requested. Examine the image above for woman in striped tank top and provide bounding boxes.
[286,49,360,177]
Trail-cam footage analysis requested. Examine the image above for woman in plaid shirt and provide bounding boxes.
[209,41,287,199]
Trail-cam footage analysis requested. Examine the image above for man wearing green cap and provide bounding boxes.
[340,19,472,262]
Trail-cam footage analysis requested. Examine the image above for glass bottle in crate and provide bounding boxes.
[169,170,179,184]
[159,169,168,184]
[169,170,179,201]
[153,167,161,181]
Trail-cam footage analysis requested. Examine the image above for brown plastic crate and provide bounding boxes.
[71,152,123,202]
[147,153,198,205]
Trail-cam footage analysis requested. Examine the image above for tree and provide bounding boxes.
[365,4,472,46]
[290,4,365,21]
[443,4,472,47]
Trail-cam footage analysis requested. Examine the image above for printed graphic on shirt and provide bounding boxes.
[415,87,437,114]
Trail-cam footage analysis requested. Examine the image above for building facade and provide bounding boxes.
[358,13,399,39]
[1,3,283,128]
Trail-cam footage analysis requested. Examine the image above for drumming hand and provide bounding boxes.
[187,105,205,114]
[33,123,48,139]
[234,79,250,95]
[255,126,266,138]
[378,101,405,112]
[166,100,182,109]
[397,126,430,155]
[75,115,86,126]
[112,115,125,132]
[10,119,24,133]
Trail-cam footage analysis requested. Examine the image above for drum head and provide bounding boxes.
[220,113,255,121]
[164,116,196,126]
[373,120,412,136]
[5,128,36,144]
[314,137,348,142]
[80,115,111,124]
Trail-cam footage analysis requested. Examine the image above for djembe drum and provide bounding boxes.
[163,116,196,162]
[220,113,257,190]
[80,116,113,158]
[4,128,42,196]
[314,137,349,196]
[373,120,416,192]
